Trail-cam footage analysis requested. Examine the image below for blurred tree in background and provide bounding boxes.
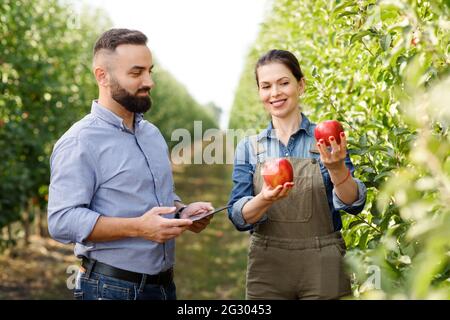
[0,0,108,249]
[0,0,217,251]
[229,0,449,299]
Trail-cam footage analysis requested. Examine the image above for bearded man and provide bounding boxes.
[48,29,213,300]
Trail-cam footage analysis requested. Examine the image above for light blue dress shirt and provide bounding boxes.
[48,101,180,274]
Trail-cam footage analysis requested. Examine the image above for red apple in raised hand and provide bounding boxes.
[261,158,294,188]
[314,120,344,146]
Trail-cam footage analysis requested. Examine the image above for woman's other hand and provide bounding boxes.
[261,181,294,202]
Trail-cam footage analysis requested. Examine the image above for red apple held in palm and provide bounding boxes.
[314,120,344,146]
[261,158,294,188]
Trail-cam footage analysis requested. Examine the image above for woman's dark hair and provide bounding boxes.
[94,28,147,56]
[255,49,304,86]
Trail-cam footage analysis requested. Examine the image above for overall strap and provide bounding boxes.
[248,135,266,165]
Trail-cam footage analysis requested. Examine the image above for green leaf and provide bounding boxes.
[358,134,368,147]
[338,11,359,18]
[332,1,358,15]
[374,171,392,182]
[358,229,370,249]
[349,219,365,229]
[380,33,392,52]
[350,30,374,44]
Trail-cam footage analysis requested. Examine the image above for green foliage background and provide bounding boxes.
[229,0,449,299]
[0,0,217,249]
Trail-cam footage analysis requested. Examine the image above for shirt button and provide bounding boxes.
[285,153,289,156]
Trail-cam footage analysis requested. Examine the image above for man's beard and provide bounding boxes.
[110,78,152,113]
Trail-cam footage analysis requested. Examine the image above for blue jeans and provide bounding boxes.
[74,270,177,300]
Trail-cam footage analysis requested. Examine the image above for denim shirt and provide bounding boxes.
[48,101,180,275]
[227,113,367,232]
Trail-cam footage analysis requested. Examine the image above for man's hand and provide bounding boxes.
[180,202,214,234]
[187,215,213,233]
[180,202,214,218]
[137,206,193,243]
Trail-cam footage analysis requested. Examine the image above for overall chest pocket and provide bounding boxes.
[254,159,316,223]
[268,174,313,223]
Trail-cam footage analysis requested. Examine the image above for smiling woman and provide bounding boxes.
[229,0,450,300]
[228,49,367,300]
[256,62,305,132]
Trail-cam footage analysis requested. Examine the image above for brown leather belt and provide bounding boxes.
[82,257,173,286]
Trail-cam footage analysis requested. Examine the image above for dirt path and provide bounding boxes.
[0,235,77,299]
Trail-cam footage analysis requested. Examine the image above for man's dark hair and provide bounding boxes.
[255,49,304,86]
[93,28,147,55]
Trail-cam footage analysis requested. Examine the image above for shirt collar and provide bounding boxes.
[257,112,314,141]
[91,100,144,130]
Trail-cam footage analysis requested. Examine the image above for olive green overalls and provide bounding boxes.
[246,137,352,300]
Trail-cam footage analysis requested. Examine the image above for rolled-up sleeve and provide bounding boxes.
[228,138,267,231]
[47,137,101,244]
[333,177,367,213]
[332,153,367,215]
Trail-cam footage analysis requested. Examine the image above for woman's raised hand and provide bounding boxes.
[316,132,347,171]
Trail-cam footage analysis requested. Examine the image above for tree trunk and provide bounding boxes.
[7,224,12,243]
[22,214,30,246]
[36,207,48,238]
[22,202,31,246]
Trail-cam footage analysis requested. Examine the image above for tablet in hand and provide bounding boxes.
[183,205,231,222]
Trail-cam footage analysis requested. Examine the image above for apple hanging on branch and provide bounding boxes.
[261,158,294,188]
[314,120,344,146]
